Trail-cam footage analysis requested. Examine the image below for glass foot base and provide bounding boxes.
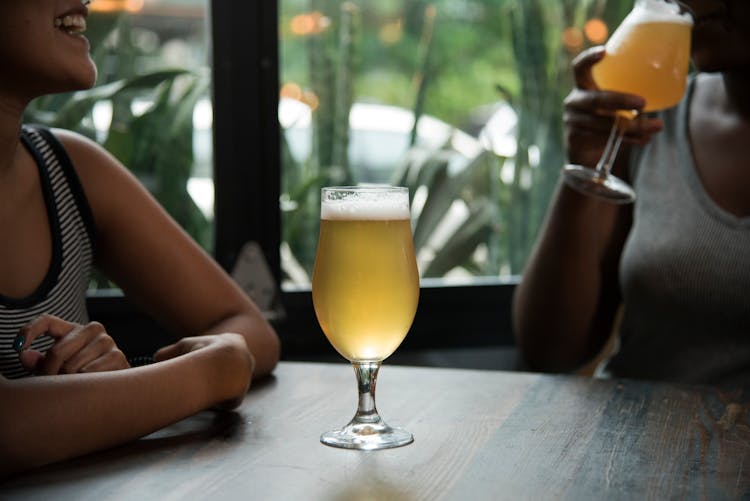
[562,164,635,204]
[321,421,413,450]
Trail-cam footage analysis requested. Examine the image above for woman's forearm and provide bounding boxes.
[512,182,630,372]
[0,335,251,476]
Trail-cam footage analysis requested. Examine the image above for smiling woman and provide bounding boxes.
[0,2,96,98]
[0,0,279,476]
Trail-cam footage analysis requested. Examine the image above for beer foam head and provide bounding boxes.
[629,0,693,25]
[321,186,410,220]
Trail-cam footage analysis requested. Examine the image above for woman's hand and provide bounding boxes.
[155,333,255,410]
[15,314,130,375]
[563,46,664,172]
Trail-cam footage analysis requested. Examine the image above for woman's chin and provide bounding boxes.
[59,66,98,93]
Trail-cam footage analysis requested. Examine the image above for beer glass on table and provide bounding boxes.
[312,186,419,450]
[563,0,693,203]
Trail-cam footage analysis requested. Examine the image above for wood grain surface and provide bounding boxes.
[3,362,749,500]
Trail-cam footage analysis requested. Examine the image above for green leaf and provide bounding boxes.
[52,70,193,129]
[423,202,494,277]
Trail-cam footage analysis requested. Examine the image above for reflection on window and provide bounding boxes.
[25,0,214,262]
[279,0,630,289]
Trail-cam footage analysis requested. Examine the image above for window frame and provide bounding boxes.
[90,0,518,360]
[211,1,517,358]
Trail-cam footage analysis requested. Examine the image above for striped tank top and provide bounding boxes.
[0,126,95,379]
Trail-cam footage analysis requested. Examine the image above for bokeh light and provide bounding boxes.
[379,19,403,45]
[280,82,303,101]
[290,11,331,36]
[584,18,609,44]
[561,27,584,52]
[89,0,144,13]
[302,90,319,111]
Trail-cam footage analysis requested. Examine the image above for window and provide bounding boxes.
[80,1,631,361]
[270,1,632,356]
[276,0,632,286]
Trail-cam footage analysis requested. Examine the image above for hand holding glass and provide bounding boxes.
[563,0,693,203]
[312,186,419,450]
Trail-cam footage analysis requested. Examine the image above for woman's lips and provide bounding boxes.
[55,15,87,35]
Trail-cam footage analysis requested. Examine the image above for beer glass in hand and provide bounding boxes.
[563,0,693,203]
[312,186,419,450]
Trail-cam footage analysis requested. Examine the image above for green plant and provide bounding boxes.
[500,0,632,273]
[23,12,211,290]
[24,12,211,256]
[279,0,633,283]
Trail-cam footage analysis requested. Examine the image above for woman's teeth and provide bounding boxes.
[54,14,87,35]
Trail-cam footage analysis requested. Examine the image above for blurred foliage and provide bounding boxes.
[21,1,635,288]
[24,11,211,288]
[279,0,631,283]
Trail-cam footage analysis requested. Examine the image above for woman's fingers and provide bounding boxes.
[15,314,76,350]
[36,322,104,374]
[565,88,646,116]
[153,343,181,362]
[78,350,130,373]
[154,337,213,362]
[566,106,663,138]
[59,331,129,374]
[571,46,606,89]
[18,350,44,372]
[15,315,129,375]
[624,115,664,143]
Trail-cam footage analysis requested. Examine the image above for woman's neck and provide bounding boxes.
[0,97,26,177]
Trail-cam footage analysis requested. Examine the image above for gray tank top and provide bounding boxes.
[606,77,750,387]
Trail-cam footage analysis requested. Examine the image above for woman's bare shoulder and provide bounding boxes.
[49,128,125,181]
[47,128,155,224]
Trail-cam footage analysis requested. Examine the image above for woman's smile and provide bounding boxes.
[54,14,87,36]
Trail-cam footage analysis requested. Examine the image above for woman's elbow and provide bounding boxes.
[251,319,281,377]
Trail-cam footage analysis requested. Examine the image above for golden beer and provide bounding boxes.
[312,196,419,362]
[592,3,692,112]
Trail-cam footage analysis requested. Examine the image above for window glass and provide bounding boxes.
[278,0,631,289]
[25,0,214,263]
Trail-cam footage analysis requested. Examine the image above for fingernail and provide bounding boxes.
[13,335,25,352]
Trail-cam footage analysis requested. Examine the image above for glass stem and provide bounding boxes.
[351,361,383,425]
[595,114,628,179]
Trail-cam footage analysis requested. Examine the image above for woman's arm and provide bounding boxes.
[512,183,631,372]
[512,48,662,372]
[0,333,252,476]
[52,129,280,377]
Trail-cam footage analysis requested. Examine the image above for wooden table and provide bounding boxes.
[3,362,750,500]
